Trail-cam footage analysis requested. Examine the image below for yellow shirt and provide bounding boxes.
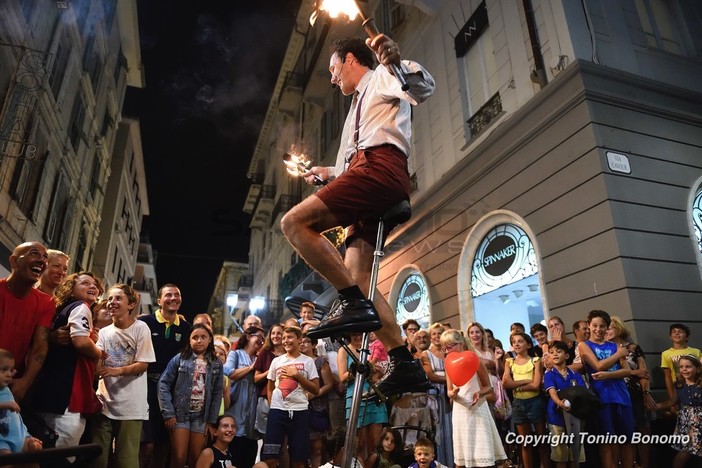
[507,356,541,399]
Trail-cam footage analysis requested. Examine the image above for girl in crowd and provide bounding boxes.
[606,316,654,468]
[503,332,548,468]
[577,310,634,468]
[34,272,104,448]
[301,334,334,468]
[158,324,223,468]
[420,322,452,465]
[442,329,506,468]
[195,415,237,468]
[214,339,231,415]
[254,323,285,436]
[656,354,702,468]
[224,326,265,468]
[365,427,405,468]
[338,332,388,462]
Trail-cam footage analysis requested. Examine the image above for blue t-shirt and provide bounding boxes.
[543,367,586,426]
[583,340,631,406]
[0,387,29,453]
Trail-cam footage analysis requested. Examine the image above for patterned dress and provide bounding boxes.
[451,373,507,467]
[672,383,702,456]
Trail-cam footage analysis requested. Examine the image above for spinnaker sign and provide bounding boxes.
[482,235,517,277]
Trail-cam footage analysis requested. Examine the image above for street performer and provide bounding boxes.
[280,34,434,398]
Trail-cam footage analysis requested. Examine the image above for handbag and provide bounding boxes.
[493,377,512,420]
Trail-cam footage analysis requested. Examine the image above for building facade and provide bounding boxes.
[0,0,144,276]
[92,117,149,292]
[246,0,702,363]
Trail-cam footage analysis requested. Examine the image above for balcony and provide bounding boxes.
[243,172,265,214]
[279,260,313,300]
[278,71,304,117]
[251,184,275,229]
[271,193,300,231]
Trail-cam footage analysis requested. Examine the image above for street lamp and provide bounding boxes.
[249,296,266,315]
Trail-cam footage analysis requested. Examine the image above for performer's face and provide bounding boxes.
[329,53,354,96]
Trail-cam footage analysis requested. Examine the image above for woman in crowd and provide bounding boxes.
[420,322,452,466]
[224,325,265,468]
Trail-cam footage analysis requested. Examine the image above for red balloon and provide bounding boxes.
[445,350,480,387]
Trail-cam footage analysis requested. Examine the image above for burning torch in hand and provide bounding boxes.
[283,152,327,186]
[312,0,409,91]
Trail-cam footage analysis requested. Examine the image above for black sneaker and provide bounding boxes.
[306,296,382,339]
[362,358,434,400]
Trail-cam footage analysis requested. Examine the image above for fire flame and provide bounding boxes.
[284,152,312,177]
[318,0,359,20]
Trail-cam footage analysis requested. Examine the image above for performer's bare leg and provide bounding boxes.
[282,195,432,399]
[281,196,357,290]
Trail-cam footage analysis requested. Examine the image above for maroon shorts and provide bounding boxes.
[315,144,410,247]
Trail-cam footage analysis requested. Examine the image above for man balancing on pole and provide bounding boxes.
[280,34,434,398]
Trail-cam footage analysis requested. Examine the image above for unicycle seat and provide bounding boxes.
[382,199,411,224]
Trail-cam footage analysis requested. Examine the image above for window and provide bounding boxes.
[11,126,48,218]
[44,172,69,245]
[76,224,88,271]
[50,35,70,100]
[634,0,702,57]
[68,95,85,151]
[112,246,119,274]
[83,35,103,91]
[455,1,500,140]
[88,154,102,200]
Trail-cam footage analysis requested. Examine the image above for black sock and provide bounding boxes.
[338,285,365,299]
[388,345,414,362]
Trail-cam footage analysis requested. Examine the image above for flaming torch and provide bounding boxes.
[283,152,326,185]
[313,0,410,91]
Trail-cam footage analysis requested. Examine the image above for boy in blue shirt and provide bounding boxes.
[544,340,586,467]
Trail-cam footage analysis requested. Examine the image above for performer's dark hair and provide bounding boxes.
[330,38,375,69]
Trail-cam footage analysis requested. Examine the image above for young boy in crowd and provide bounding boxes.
[410,438,449,468]
[261,326,319,468]
[543,341,587,467]
[0,349,42,459]
[661,323,701,399]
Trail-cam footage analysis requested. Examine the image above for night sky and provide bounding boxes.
[124,1,301,316]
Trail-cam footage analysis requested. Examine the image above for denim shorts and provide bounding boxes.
[512,395,545,425]
[174,411,206,434]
